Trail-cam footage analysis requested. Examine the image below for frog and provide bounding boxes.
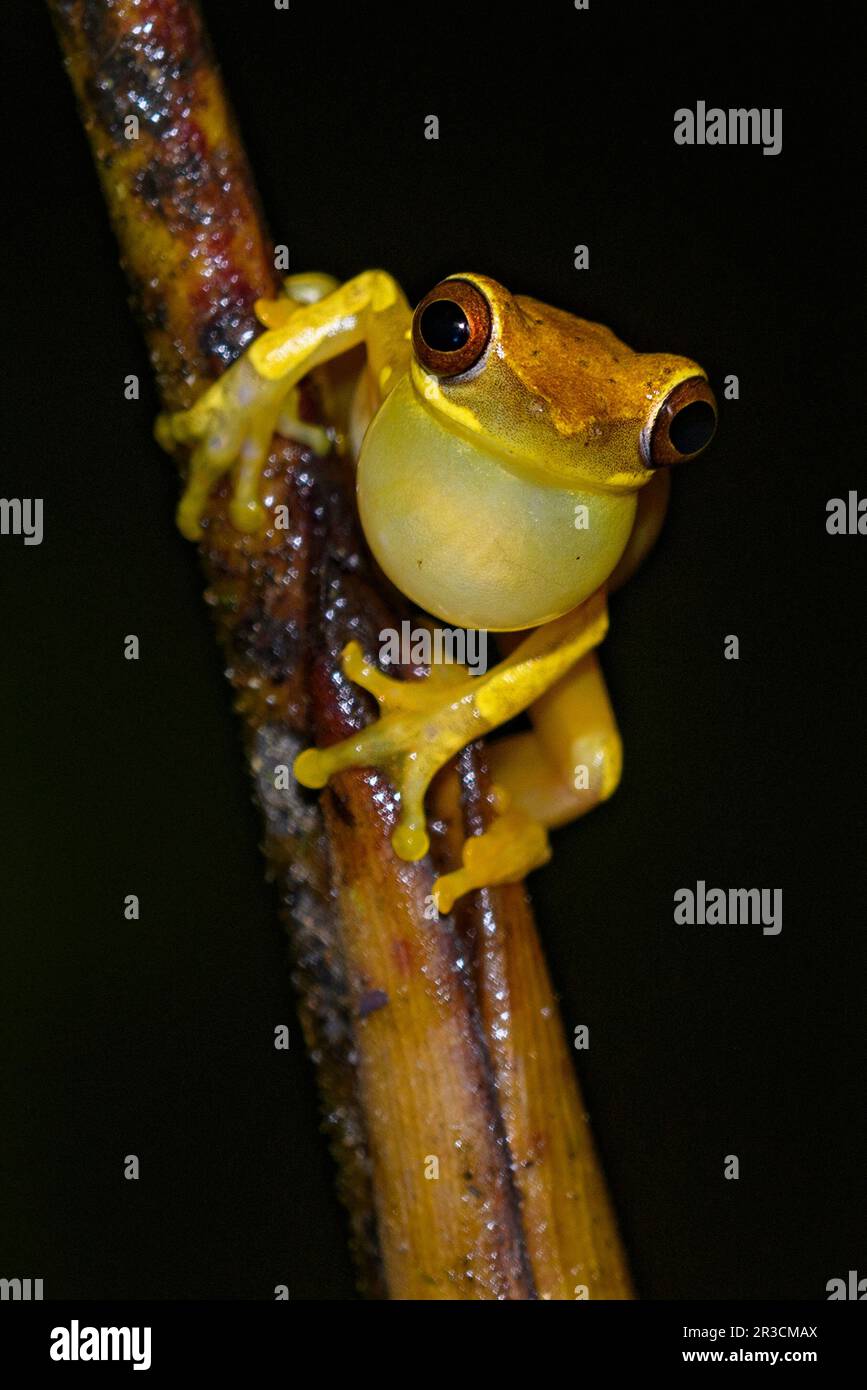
[156,269,717,912]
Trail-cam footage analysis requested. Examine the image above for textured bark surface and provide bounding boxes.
[49,0,633,1298]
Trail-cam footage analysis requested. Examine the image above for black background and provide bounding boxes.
[1,1,864,1300]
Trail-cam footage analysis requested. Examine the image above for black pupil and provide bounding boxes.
[669,399,716,455]
[419,299,470,353]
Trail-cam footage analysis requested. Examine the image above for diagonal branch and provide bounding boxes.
[48,0,632,1299]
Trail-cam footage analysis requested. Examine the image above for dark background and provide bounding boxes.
[1,1,864,1300]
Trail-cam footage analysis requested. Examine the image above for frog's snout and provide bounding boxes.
[640,376,717,470]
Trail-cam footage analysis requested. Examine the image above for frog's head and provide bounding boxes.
[357,273,716,631]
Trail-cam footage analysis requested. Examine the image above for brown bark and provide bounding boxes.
[48,0,633,1298]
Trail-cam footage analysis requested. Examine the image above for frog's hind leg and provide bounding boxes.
[489,651,623,827]
[432,651,622,912]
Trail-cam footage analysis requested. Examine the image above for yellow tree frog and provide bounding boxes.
[157,270,716,911]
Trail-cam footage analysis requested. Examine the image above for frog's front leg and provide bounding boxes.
[155,270,410,539]
[294,591,609,906]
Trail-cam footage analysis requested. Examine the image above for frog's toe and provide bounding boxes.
[431,808,552,914]
[341,640,466,713]
[154,412,177,453]
[156,404,206,456]
[275,388,332,455]
[173,418,248,539]
[293,746,330,790]
[293,642,481,862]
[175,440,229,540]
[226,417,276,533]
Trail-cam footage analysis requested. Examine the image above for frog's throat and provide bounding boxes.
[357,384,638,632]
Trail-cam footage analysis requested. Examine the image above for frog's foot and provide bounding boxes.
[294,640,481,862]
[294,594,609,875]
[296,638,552,907]
[432,806,552,914]
[155,291,332,541]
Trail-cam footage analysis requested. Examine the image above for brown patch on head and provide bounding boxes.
[505,295,689,437]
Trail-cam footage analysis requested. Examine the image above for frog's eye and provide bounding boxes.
[412,280,492,377]
[642,376,718,469]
